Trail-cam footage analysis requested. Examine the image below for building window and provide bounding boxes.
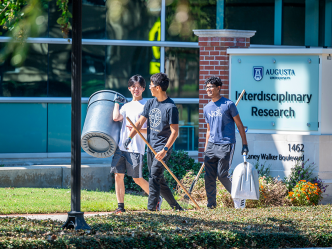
[282,0,305,46]
[165,47,199,98]
[224,0,275,45]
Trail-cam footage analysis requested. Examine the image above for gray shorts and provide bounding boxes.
[110,147,143,178]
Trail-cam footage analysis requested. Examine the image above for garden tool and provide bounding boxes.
[184,89,246,200]
[126,117,201,210]
[231,153,260,200]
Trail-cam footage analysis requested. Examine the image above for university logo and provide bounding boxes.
[208,108,223,118]
[253,66,264,81]
[149,108,162,127]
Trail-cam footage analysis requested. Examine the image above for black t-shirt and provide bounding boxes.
[142,97,179,152]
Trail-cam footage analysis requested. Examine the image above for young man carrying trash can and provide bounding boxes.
[203,76,249,209]
[124,73,183,211]
[111,74,162,214]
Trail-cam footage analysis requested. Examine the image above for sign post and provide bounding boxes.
[62,0,90,230]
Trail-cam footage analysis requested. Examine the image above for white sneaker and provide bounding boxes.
[156,196,163,211]
[234,198,246,209]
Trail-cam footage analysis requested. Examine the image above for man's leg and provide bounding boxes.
[216,144,246,209]
[110,147,127,213]
[126,152,149,195]
[133,178,149,194]
[204,142,218,208]
[147,151,181,210]
[115,173,125,203]
[216,144,234,194]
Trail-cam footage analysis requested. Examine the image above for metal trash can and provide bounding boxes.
[81,90,127,158]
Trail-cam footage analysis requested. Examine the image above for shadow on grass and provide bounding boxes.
[1,207,332,248]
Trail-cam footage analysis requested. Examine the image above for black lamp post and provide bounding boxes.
[62,0,90,230]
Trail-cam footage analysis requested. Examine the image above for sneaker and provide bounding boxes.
[175,205,184,211]
[234,198,246,209]
[156,196,163,211]
[113,207,125,214]
[207,203,217,209]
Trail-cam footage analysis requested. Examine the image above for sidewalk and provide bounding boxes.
[0,211,115,222]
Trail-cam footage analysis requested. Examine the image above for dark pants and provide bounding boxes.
[147,150,181,211]
[204,142,235,208]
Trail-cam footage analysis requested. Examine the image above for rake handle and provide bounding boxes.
[126,117,201,210]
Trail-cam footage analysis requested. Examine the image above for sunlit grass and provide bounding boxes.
[0,188,194,214]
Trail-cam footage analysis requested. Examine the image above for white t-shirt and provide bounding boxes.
[118,99,147,155]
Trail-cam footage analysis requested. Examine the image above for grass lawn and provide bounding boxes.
[0,205,332,248]
[0,187,194,214]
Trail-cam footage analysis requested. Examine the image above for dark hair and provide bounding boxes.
[205,76,222,87]
[150,73,169,91]
[128,74,146,88]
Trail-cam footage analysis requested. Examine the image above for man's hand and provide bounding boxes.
[126,124,133,132]
[114,95,127,105]
[242,144,249,155]
[155,150,167,162]
[123,137,131,150]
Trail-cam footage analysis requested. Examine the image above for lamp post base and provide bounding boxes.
[62,211,91,230]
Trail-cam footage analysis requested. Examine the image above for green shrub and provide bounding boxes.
[120,150,201,193]
[284,159,328,194]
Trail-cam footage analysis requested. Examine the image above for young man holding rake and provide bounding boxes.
[111,74,163,214]
[124,72,183,211]
[203,76,248,209]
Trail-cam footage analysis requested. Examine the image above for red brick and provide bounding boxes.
[220,37,235,42]
[210,70,220,75]
[211,37,221,41]
[215,56,228,61]
[199,37,209,42]
[205,47,215,51]
[214,47,227,51]
[199,42,208,46]
[210,42,220,46]
[199,66,205,70]
[236,42,246,47]
[210,61,219,65]
[205,65,214,70]
[198,148,205,152]
[236,37,246,42]
[205,56,214,60]
[246,38,250,43]
[200,47,205,51]
[219,75,229,80]
[219,61,229,65]
[200,70,209,75]
[210,51,220,56]
[200,51,209,56]
[199,89,206,95]
[200,99,209,104]
[215,66,228,70]
[200,56,205,61]
[199,138,206,143]
[221,41,236,47]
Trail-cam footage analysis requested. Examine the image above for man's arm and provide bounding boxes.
[154,124,179,161]
[123,115,148,149]
[233,114,248,154]
[113,103,123,121]
[127,116,147,139]
[205,123,210,151]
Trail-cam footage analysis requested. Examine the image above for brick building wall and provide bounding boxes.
[193,30,256,162]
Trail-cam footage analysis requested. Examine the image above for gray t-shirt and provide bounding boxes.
[142,97,179,152]
[203,97,238,144]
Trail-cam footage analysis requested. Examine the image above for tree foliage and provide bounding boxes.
[0,0,71,65]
